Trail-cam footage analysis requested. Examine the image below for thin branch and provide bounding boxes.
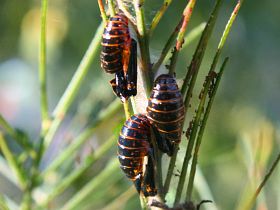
[181,0,223,98]
[0,115,34,154]
[42,98,122,177]
[174,0,224,201]
[168,0,197,75]
[108,0,116,16]
[41,134,116,207]
[163,145,179,196]
[43,23,104,150]
[174,77,210,204]
[244,152,280,210]
[149,0,173,35]
[217,0,242,50]
[39,0,49,131]
[98,0,108,23]
[123,100,131,120]
[186,57,229,201]
[152,18,183,74]
[0,133,26,189]
[134,0,152,95]
[60,159,120,210]
[152,22,205,75]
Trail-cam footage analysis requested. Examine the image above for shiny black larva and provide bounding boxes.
[147,74,185,144]
[118,114,157,197]
[100,13,137,102]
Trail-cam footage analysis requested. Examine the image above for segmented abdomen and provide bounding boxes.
[118,114,151,180]
[100,14,131,74]
[147,74,185,144]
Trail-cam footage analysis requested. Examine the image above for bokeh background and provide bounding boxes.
[0,0,280,209]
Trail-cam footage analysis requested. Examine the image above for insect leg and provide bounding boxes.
[110,71,127,102]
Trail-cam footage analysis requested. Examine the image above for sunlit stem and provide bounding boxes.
[123,100,131,120]
[108,0,116,16]
[98,0,108,22]
[39,0,50,134]
[134,0,152,95]
[169,0,197,75]
[149,0,173,35]
[186,57,229,201]
[43,23,103,150]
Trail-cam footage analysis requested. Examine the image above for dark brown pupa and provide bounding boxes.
[100,13,131,74]
[118,114,157,196]
[147,74,185,144]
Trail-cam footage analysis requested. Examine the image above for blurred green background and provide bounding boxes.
[0,0,280,209]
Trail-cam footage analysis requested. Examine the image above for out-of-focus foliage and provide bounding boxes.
[0,0,279,209]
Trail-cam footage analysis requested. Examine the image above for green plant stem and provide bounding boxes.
[152,22,205,75]
[149,0,173,35]
[42,134,116,207]
[43,23,103,150]
[134,0,152,95]
[217,0,242,50]
[61,159,120,210]
[21,189,32,210]
[183,2,241,200]
[152,18,182,74]
[186,57,229,201]
[0,133,25,189]
[123,100,131,120]
[244,153,280,210]
[175,0,196,51]
[0,115,33,154]
[163,145,179,195]
[181,0,223,98]
[174,78,210,205]
[108,0,116,16]
[0,115,16,139]
[168,0,196,75]
[168,2,222,203]
[39,0,49,131]
[42,99,121,177]
[98,0,108,22]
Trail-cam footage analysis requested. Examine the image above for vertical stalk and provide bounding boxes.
[134,0,152,94]
[123,100,131,120]
[39,0,49,132]
[163,145,179,195]
[98,0,108,22]
[186,58,229,201]
[108,0,116,16]
[168,0,197,75]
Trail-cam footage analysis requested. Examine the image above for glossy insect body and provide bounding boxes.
[147,74,185,144]
[101,14,131,74]
[100,14,137,101]
[110,39,137,101]
[118,114,157,196]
